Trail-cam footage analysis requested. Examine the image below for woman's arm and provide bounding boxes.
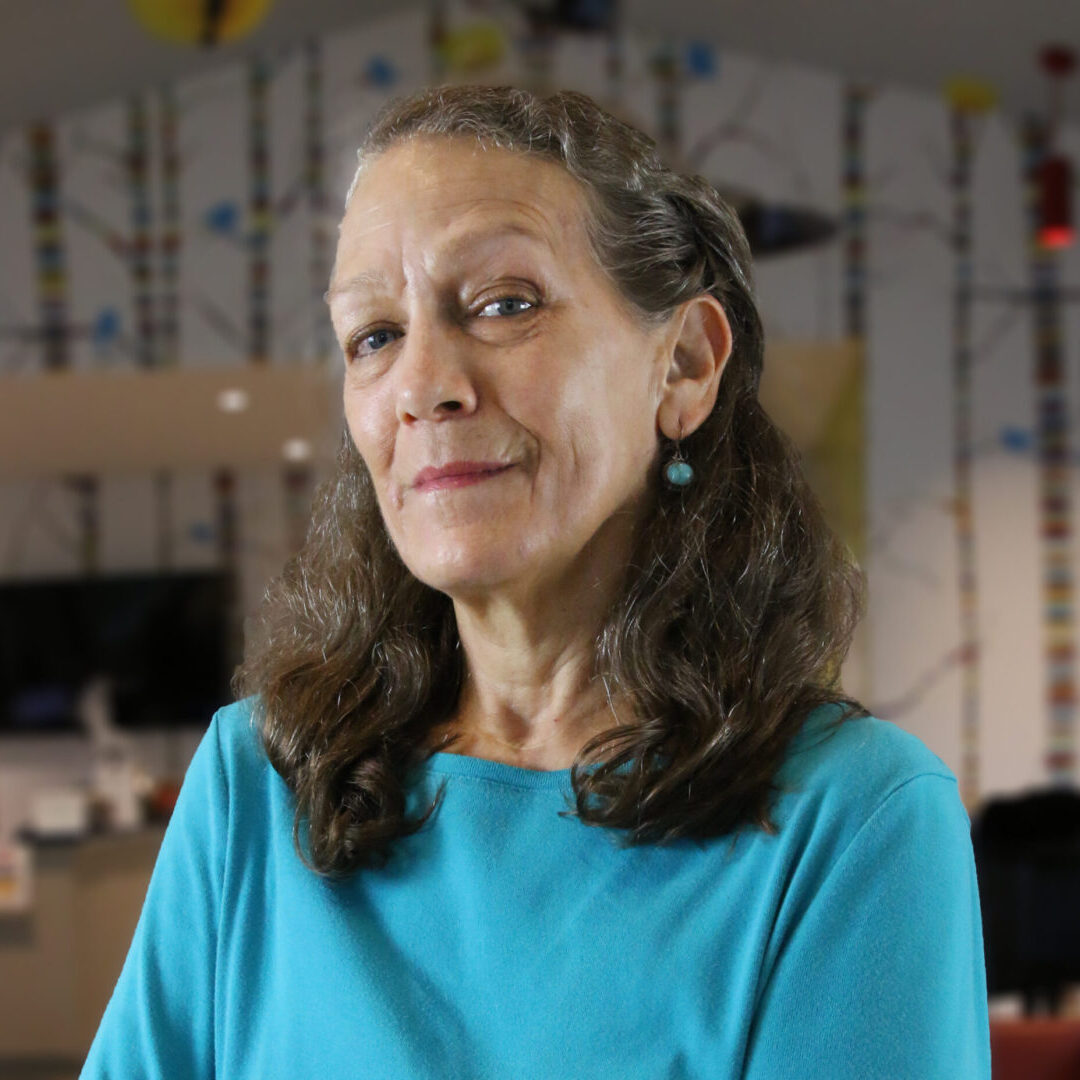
[80,712,230,1079]
[742,774,991,1080]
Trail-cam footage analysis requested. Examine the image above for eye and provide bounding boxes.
[477,296,534,318]
[347,326,401,360]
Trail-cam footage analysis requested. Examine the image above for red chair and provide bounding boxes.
[991,1018,1080,1079]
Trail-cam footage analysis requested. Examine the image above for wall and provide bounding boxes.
[1,2,1078,837]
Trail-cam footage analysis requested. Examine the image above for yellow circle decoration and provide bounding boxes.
[438,22,506,74]
[128,0,274,47]
[943,76,998,113]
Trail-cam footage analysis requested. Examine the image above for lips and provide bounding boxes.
[411,461,514,492]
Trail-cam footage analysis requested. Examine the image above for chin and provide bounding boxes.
[405,545,522,598]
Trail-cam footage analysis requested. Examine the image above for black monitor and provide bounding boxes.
[0,570,233,734]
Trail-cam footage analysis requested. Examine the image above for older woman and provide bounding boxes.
[83,86,990,1079]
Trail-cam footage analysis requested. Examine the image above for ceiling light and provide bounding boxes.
[216,388,250,413]
[283,438,312,462]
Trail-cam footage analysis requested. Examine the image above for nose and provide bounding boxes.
[394,313,478,425]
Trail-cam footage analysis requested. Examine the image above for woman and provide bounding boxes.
[83,86,990,1078]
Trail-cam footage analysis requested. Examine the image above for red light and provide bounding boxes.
[1041,45,1077,78]
[1039,224,1076,249]
[1039,154,1074,249]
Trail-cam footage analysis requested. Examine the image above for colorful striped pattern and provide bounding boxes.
[604,14,623,103]
[158,86,181,367]
[27,123,68,370]
[652,42,680,166]
[948,103,982,807]
[841,87,868,340]
[305,40,332,363]
[67,474,100,574]
[838,84,872,735]
[283,463,313,556]
[127,98,156,367]
[214,468,238,570]
[428,0,447,83]
[155,470,173,569]
[1022,116,1077,784]
[520,13,557,95]
[248,58,271,363]
[214,468,243,667]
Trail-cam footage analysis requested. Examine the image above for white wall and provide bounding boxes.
[2,3,1078,838]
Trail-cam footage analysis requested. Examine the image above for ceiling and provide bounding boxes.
[0,0,1077,134]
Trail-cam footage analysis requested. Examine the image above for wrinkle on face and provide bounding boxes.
[329,136,672,607]
[330,139,587,299]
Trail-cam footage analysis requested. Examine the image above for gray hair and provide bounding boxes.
[237,85,867,876]
[346,85,762,391]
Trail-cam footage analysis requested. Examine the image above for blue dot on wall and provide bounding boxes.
[999,426,1032,453]
[364,56,397,88]
[205,201,239,235]
[92,308,120,349]
[685,41,717,78]
[189,522,215,543]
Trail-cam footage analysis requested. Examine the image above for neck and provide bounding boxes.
[435,535,633,771]
[449,616,613,770]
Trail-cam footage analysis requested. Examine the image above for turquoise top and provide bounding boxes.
[82,698,991,1078]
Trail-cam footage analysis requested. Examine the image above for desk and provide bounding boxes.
[0,827,163,1062]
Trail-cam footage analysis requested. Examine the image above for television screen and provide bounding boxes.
[0,571,233,734]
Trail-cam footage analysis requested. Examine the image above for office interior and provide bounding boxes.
[1,1,1079,1076]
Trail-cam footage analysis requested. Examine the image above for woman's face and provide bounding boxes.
[328,136,675,603]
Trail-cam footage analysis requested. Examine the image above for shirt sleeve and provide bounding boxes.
[741,773,991,1080]
[80,711,229,1079]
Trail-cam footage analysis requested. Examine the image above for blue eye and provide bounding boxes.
[350,327,400,358]
[365,328,398,351]
[478,297,534,318]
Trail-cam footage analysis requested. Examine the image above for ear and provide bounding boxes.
[656,293,733,440]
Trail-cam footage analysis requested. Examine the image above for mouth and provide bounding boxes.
[411,461,515,493]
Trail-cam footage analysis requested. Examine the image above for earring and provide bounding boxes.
[664,424,694,488]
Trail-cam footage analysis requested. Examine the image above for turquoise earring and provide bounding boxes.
[664,426,694,488]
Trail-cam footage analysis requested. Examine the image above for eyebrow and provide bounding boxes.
[324,220,554,304]
[324,270,387,304]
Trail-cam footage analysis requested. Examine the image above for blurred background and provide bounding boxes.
[2,0,1080,1075]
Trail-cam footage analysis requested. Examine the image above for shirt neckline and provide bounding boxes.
[418,750,576,791]
[415,703,852,792]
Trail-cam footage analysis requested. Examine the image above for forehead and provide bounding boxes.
[333,136,592,273]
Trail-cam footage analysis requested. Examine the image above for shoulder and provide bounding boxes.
[207,694,265,759]
[184,695,271,800]
[743,707,990,1077]
[781,701,956,796]
[767,702,965,856]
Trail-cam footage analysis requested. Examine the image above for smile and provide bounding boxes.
[411,461,515,493]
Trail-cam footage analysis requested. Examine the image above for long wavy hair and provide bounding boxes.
[235,84,870,877]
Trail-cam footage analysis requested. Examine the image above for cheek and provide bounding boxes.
[534,368,656,508]
[343,385,396,484]
[565,343,658,453]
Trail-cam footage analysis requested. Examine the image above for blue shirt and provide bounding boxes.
[82,698,991,1078]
